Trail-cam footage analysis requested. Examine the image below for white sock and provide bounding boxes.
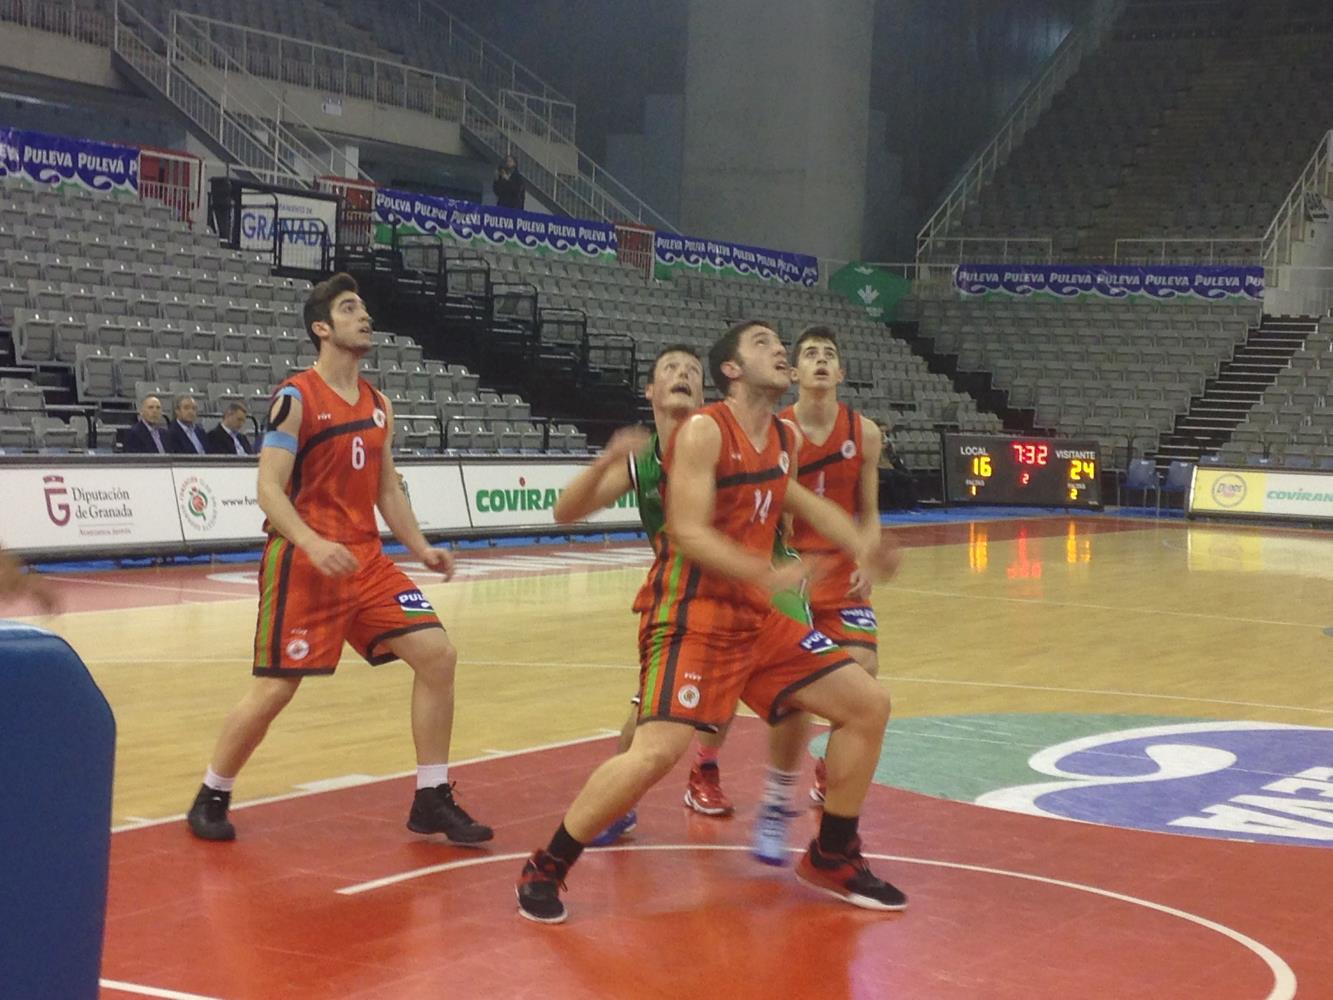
[417,763,449,790]
[762,767,800,813]
[203,767,235,792]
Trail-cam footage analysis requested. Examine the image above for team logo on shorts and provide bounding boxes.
[285,638,310,661]
[778,452,790,473]
[799,629,837,654]
[840,440,857,460]
[678,684,701,709]
[372,408,387,428]
[839,607,877,632]
[395,589,435,616]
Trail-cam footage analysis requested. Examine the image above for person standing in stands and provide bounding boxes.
[166,394,208,455]
[206,402,255,456]
[185,272,491,847]
[122,394,167,454]
[493,154,526,210]
[515,320,906,924]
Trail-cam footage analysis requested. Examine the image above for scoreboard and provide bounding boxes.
[942,434,1102,508]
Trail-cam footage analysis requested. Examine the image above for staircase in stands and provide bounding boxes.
[1154,316,1314,467]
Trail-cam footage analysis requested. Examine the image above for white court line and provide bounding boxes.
[80,654,1333,717]
[333,844,1295,1000]
[46,575,247,599]
[99,980,224,1000]
[110,730,619,833]
[886,584,1325,630]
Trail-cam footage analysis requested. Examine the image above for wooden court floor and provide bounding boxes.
[7,513,1333,998]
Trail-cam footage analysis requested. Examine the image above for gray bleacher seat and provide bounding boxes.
[0,413,33,450]
[32,414,78,450]
[75,343,115,401]
[12,310,56,363]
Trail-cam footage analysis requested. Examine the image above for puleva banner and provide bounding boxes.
[954,263,1264,302]
[653,232,819,287]
[0,126,139,195]
[373,187,617,258]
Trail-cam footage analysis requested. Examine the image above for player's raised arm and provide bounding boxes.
[666,414,795,593]
[552,425,651,524]
[256,388,357,577]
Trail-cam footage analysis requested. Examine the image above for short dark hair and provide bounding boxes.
[708,319,774,395]
[793,325,839,359]
[303,272,359,350]
[223,401,248,417]
[649,343,700,381]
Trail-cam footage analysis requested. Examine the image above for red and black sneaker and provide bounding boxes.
[684,762,735,816]
[516,850,570,924]
[795,837,907,911]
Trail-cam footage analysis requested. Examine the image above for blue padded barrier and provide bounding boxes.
[0,622,115,1000]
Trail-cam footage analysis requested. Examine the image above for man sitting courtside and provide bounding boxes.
[206,402,254,455]
[166,394,208,455]
[122,394,168,454]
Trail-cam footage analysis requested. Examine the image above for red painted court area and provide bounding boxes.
[103,719,1327,1000]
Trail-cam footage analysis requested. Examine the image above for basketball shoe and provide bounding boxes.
[684,762,734,816]
[796,837,907,911]
[516,850,570,924]
[407,782,494,843]
[187,784,236,842]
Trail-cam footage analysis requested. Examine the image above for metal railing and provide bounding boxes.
[177,13,466,127]
[164,7,373,185]
[1114,237,1265,264]
[411,0,573,122]
[110,0,365,188]
[915,0,1126,263]
[1262,130,1333,269]
[1263,265,1333,317]
[0,0,111,46]
[159,11,671,229]
[915,236,1054,265]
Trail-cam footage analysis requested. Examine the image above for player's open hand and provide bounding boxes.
[601,425,653,462]
[845,567,874,601]
[303,537,359,577]
[857,530,902,584]
[418,545,455,581]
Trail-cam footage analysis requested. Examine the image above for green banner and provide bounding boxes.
[828,262,913,321]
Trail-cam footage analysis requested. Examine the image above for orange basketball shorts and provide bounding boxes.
[252,535,444,677]
[636,602,856,731]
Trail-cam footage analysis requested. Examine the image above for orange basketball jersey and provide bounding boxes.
[635,401,792,629]
[267,369,389,544]
[779,402,864,555]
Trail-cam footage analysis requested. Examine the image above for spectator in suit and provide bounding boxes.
[166,394,208,456]
[206,402,254,456]
[493,154,525,210]
[122,394,168,454]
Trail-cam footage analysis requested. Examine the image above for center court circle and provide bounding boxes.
[337,844,1295,1000]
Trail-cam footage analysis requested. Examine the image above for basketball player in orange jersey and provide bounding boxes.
[552,345,740,837]
[185,273,491,846]
[778,325,884,805]
[516,320,907,923]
